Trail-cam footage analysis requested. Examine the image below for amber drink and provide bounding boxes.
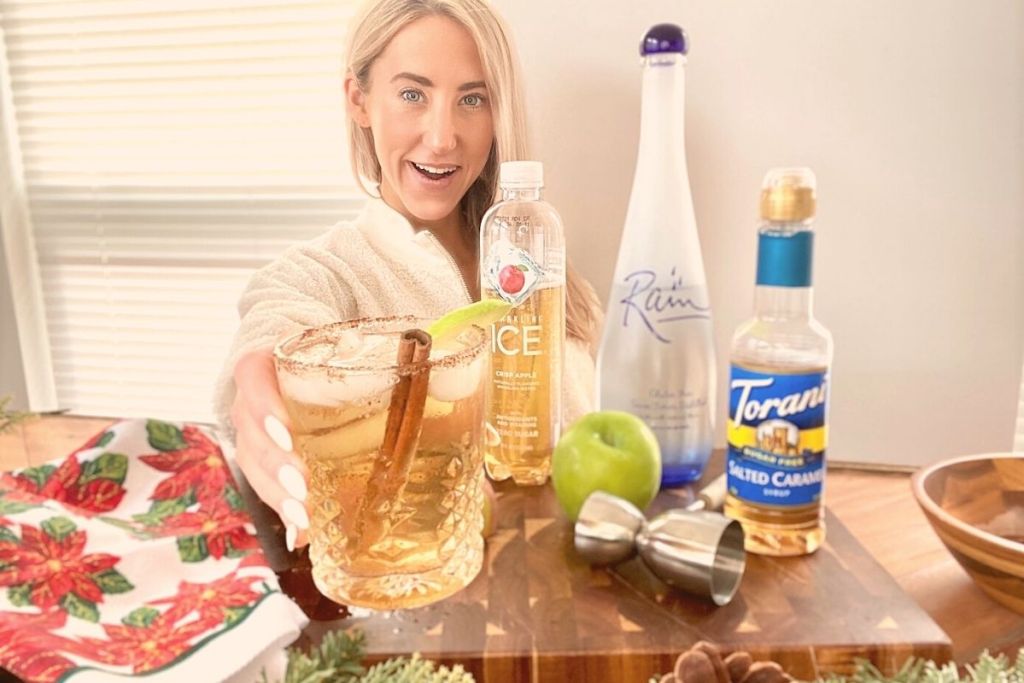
[274,317,486,609]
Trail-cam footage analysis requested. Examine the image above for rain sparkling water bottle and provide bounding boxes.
[597,24,716,487]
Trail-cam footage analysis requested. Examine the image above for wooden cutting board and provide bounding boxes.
[261,456,952,682]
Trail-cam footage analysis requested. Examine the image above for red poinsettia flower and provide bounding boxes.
[0,610,78,683]
[79,611,215,673]
[0,525,119,608]
[153,502,260,560]
[151,573,262,622]
[0,475,40,503]
[9,456,125,514]
[139,425,230,503]
[68,425,116,457]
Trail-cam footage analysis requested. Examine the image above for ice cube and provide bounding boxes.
[290,341,335,365]
[327,333,396,368]
[279,332,404,407]
[427,352,484,402]
[278,370,397,408]
[329,328,365,362]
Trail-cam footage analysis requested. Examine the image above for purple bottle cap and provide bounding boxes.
[640,23,688,57]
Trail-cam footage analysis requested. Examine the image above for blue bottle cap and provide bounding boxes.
[641,24,688,57]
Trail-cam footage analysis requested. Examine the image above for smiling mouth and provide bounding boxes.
[410,161,458,181]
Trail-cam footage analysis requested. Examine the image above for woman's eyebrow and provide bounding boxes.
[392,72,432,86]
[390,72,486,92]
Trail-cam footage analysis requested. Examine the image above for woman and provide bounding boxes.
[216,0,601,552]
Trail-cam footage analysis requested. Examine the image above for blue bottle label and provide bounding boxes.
[726,365,828,507]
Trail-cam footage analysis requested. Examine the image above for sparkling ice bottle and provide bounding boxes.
[597,24,716,486]
[723,168,833,556]
[481,161,566,486]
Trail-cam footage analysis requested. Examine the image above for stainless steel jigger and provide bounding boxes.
[574,475,746,606]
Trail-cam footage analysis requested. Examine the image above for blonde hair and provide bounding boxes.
[344,0,600,347]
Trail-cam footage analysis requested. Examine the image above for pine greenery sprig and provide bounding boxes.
[263,629,478,683]
[263,629,366,683]
[360,654,475,683]
[0,395,34,435]
[274,630,1024,683]
[816,650,1024,683]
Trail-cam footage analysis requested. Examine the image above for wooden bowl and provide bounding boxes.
[911,454,1024,614]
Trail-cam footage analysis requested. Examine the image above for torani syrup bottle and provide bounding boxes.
[724,168,833,556]
[480,161,566,486]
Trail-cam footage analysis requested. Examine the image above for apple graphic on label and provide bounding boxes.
[498,264,526,295]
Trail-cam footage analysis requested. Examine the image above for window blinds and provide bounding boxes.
[0,0,366,423]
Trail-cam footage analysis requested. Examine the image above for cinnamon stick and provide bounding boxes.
[353,329,432,552]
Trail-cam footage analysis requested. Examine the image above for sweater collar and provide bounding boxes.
[358,196,418,240]
[355,196,450,264]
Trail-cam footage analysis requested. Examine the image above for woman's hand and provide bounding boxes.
[231,348,309,551]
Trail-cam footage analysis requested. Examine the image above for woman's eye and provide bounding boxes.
[401,89,424,103]
[462,94,485,107]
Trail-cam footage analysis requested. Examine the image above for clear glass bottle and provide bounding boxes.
[480,161,566,485]
[724,167,833,556]
[597,24,716,486]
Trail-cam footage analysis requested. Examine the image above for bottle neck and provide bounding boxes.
[638,54,686,157]
[753,219,815,320]
[754,285,813,321]
[501,186,541,201]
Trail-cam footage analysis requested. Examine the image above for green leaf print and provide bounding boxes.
[94,569,134,595]
[8,583,32,607]
[122,606,160,628]
[132,495,192,527]
[0,496,34,516]
[224,484,244,511]
[18,464,55,491]
[61,593,100,622]
[177,534,209,563]
[41,516,76,542]
[0,526,19,544]
[146,420,186,452]
[223,606,250,627]
[80,452,129,485]
[95,431,115,448]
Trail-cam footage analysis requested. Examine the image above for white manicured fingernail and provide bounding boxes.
[285,524,297,553]
[282,498,309,530]
[277,465,307,502]
[264,415,293,452]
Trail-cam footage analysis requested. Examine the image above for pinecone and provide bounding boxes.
[660,641,792,683]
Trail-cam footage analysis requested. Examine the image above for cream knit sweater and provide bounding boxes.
[213,198,596,433]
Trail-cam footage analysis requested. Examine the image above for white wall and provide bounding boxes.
[495,0,1024,465]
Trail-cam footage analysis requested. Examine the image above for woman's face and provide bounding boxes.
[347,15,494,230]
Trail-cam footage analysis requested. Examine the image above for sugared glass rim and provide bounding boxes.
[273,315,487,377]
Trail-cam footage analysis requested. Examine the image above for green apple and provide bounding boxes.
[551,411,662,522]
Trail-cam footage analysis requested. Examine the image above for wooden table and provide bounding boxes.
[3,416,1023,680]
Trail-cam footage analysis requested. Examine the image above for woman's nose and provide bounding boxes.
[423,104,457,154]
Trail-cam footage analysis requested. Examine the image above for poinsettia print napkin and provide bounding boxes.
[0,419,308,683]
